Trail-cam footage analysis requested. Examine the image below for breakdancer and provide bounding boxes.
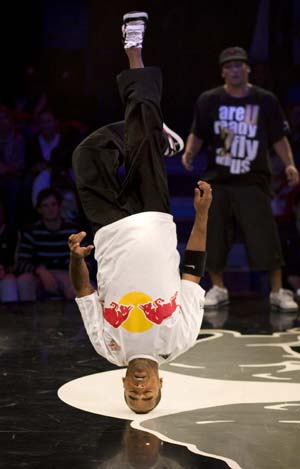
[69,11,212,414]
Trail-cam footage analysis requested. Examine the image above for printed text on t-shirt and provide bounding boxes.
[214,105,260,174]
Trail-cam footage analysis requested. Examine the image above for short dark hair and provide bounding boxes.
[124,389,162,414]
[36,187,62,208]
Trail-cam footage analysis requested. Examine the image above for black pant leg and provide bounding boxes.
[72,122,134,231]
[73,67,170,232]
[117,66,170,213]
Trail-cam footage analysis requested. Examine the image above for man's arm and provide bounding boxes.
[181,181,212,284]
[182,133,203,171]
[273,136,299,186]
[68,232,95,297]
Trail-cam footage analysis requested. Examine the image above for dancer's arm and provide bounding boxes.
[68,232,95,297]
[181,181,212,284]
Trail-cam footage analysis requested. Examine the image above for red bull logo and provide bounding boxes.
[103,302,133,328]
[103,291,179,332]
[139,292,178,325]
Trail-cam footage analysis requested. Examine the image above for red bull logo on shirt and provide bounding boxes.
[103,302,134,328]
[103,291,179,332]
[139,292,178,325]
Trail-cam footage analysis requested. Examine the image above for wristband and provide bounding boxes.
[181,250,207,277]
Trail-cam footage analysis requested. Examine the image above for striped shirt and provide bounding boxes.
[16,220,78,273]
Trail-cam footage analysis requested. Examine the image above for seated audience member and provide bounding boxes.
[22,109,80,226]
[15,65,48,118]
[270,153,300,299]
[27,110,72,176]
[31,151,80,223]
[27,109,78,175]
[0,106,26,229]
[288,103,300,166]
[277,191,300,300]
[0,202,18,302]
[16,188,78,301]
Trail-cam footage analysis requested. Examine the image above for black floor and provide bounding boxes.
[1,297,300,468]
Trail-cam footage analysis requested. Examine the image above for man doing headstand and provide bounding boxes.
[69,11,212,414]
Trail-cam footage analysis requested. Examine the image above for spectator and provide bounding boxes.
[21,109,80,225]
[0,106,26,229]
[27,110,72,176]
[31,157,80,224]
[15,65,48,118]
[288,103,300,166]
[16,188,78,301]
[0,201,18,302]
[269,120,300,300]
[182,46,299,311]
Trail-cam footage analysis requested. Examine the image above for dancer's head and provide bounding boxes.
[123,358,163,413]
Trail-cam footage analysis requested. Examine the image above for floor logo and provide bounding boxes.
[58,328,300,469]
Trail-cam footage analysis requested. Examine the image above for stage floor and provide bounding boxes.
[1,297,300,468]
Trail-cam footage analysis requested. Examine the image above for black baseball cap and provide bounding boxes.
[219,46,248,66]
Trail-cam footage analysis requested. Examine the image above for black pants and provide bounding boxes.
[206,184,284,271]
[72,67,170,232]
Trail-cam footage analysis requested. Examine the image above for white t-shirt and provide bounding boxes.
[76,212,205,366]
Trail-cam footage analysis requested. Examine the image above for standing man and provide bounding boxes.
[69,12,211,414]
[182,46,299,311]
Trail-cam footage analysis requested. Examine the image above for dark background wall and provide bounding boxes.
[0,0,299,133]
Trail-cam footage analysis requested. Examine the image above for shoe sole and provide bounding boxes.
[123,12,148,23]
[204,299,230,310]
[270,303,299,312]
[163,123,184,156]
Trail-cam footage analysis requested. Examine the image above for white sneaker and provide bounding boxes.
[270,288,299,312]
[204,286,229,308]
[163,123,184,157]
[122,11,148,49]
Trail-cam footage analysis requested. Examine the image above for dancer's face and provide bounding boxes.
[123,359,163,413]
[221,60,250,88]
